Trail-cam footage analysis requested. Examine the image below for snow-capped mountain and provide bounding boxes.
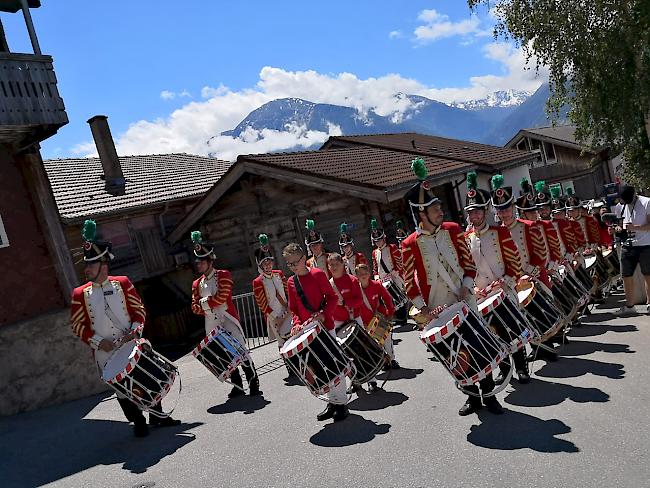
[449,89,532,110]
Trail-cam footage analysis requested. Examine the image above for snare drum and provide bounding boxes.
[420,302,509,387]
[337,320,387,383]
[549,274,579,319]
[102,339,178,414]
[280,319,354,399]
[478,289,535,353]
[518,283,563,342]
[382,280,408,309]
[192,327,250,382]
[602,248,621,279]
[366,313,393,347]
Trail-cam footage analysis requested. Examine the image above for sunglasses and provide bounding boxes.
[286,256,304,267]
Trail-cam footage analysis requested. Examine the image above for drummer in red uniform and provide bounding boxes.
[190,231,261,399]
[70,220,180,437]
[356,262,397,392]
[401,158,504,416]
[305,219,330,278]
[463,172,530,385]
[282,243,349,422]
[339,222,368,277]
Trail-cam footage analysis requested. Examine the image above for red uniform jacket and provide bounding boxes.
[252,270,288,316]
[464,225,524,281]
[599,224,613,248]
[70,276,146,345]
[570,220,587,249]
[583,215,602,245]
[287,267,339,330]
[537,220,563,263]
[554,219,579,254]
[345,252,368,272]
[330,273,364,322]
[372,244,403,278]
[359,280,395,326]
[191,269,240,321]
[401,222,477,306]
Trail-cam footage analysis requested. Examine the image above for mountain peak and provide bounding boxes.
[449,89,532,110]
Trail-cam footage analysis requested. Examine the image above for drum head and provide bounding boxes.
[280,323,320,358]
[585,255,597,267]
[478,289,504,316]
[420,302,469,345]
[102,340,139,382]
[336,321,358,344]
[602,249,612,258]
[517,286,536,307]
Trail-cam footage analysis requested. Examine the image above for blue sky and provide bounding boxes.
[1,1,546,160]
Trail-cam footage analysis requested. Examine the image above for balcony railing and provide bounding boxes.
[0,52,68,146]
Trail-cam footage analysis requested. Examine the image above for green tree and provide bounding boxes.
[467,0,650,189]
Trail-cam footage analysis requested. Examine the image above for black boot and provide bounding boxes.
[228,369,246,398]
[459,397,482,416]
[516,369,531,384]
[133,418,149,437]
[317,403,335,421]
[242,363,262,396]
[332,404,349,422]
[368,381,381,393]
[149,403,181,427]
[483,396,504,415]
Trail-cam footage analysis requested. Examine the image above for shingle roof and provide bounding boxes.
[241,146,473,191]
[324,132,535,167]
[43,153,231,221]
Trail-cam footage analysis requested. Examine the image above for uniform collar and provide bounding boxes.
[204,269,215,280]
[474,221,489,235]
[262,271,274,279]
[417,223,440,236]
[92,278,110,288]
[506,219,519,230]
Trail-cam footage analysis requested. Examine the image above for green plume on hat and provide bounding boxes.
[305,219,315,230]
[520,177,531,193]
[258,233,269,245]
[191,230,203,244]
[490,174,504,190]
[82,219,97,242]
[370,218,378,230]
[339,222,348,234]
[396,219,404,229]
[566,187,574,196]
[466,171,478,191]
[411,158,428,181]
[534,180,546,193]
[550,186,561,199]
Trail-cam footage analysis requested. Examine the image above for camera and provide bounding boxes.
[601,213,635,249]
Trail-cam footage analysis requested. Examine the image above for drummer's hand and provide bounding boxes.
[458,286,470,301]
[474,287,485,298]
[290,324,303,336]
[122,331,138,342]
[314,312,326,324]
[98,339,115,352]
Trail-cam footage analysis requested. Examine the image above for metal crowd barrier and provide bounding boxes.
[232,292,277,350]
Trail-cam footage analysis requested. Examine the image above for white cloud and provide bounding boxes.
[388,30,402,39]
[160,89,192,100]
[71,44,546,160]
[71,140,97,156]
[413,9,482,43]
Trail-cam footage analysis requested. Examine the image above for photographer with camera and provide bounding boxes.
[613,185,650,316]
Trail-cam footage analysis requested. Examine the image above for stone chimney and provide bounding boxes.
[87,115,126,196]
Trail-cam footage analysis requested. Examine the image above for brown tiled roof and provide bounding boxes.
[241,147,474,191]
[324,132,535,167]
[43,153,231,221]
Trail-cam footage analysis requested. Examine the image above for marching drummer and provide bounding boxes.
[371,218,408,327]
[356,262,398,392]
[339,222,368,276]
[190,231,261,399]
[491,176,561,361]
[282,243,349,422]
[305,219,331,278]
[327,253,365,329]
[463,172,530,385]
[401,159,504,416]
[252,234,291,349]
[395,219,409,246]
[70,220,180,437]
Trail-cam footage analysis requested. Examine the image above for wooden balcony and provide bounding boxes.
[0,52,68,148]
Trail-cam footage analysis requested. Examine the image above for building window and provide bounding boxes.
[543,142,557,165]
[561,180,575,195]
[516,138,529,151]
[528,138,543,167]
[0,215,9,249]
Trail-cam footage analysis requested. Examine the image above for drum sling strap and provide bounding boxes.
[379,250,391,275]
[294,274,325,314]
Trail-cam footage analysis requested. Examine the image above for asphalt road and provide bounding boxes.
[2,291,649,488]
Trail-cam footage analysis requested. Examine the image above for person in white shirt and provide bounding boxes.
[614,185,650,316]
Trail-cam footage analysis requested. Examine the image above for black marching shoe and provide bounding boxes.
[150,416,181,427]
[347,382,364,395]
[458,398,482,416]
[228,385,246,399]
[133,419,149,438]
[483,396,504,415]
[317,403,336,421]
[389,359,401,370]
[494,372,508,386]
[332,404,349,422]
[516,370,531,384]
[248,377,262,396]
[368,381,381,393]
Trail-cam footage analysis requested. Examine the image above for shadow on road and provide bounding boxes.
[467,410,579,453]
[1,416,202,487]
[348,390,409,411]
[533,356,625,380]
[505,378,609,407]
[375,367,423,382]
[559,340,634,356]
[569,323,638,337]
[207,394,271,415]
[309,414,390,447]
